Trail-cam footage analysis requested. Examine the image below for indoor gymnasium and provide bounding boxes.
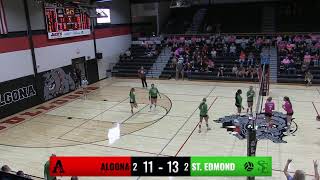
[0,0,319,180]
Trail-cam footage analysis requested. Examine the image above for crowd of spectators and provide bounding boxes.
[166,35,271,79]
[0,164,32,179]
[278,34,320,84]
[119,42,161,61]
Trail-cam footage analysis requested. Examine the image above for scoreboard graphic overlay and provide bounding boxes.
[45,3,91,39]
[50,156,272,177]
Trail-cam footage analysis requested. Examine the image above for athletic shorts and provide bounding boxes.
[235,104,241,108]
[247,101,253,106]
[287,112,294,116]
[200,115,208,118]
[130,101,135,104]
[265,112,272,118]
[151,96,157,99]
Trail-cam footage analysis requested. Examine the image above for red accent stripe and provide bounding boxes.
[0,26,130,53]
[95,26,131,39]
[0,37,30,53]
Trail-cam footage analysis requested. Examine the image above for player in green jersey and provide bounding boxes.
[129,88,138,114]
[198,98,211,133]
[44,154,56,180]
[149,84,161,111]
[235,89,244,115]
[246,86,255,114]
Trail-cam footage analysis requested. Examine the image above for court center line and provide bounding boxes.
[157,86,217,156]
[175,97,218,157]
[135,86,216,180]
[56,97,129,139]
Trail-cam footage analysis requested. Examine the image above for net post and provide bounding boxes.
[247,64,266,180]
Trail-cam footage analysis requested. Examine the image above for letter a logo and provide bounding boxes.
[53,160,64,174]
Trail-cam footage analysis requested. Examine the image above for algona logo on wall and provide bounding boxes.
[0,85,36,107]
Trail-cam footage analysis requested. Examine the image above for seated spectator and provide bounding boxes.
[211,49,217,59]
[71,177,79,180]
[286,43,295,52]
[247,52,255,66]
[301,63,308,74]
[17,171,24,176]
[1,165,11,173]
[223,44,228,56]
[281,56,292,68]
[229,43,236,57]
[217,64,225,77]
[238,51,246,65]
[247,66,255,79]
[305,71,313,86]
[304,52,312,66]
[238,65,246,78]
[313,53,319,67]
[207,59,214,71]
[276,35,282,44]
[232,64,238,77]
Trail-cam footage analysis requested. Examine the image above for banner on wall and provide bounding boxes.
[0,76,40,119]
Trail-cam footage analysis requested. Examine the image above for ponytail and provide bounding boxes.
[284,96,292,106]
[235,89,242,97]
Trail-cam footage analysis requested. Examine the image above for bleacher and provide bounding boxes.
[277,34,320,84]
[112,45,160,78]
[160,56,260,82]
[160,35,262,82]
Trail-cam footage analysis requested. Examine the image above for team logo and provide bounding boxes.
[215,111,297,143]
[53,160,64,174]
[244,162,254,172]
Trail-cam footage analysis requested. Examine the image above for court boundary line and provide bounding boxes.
[120,104,149,124]
[128,134,171,140]
[312,102,320,116]
[57,137,170,156]
[0,89,173,149]
[56,97,130,139]
[175,97,218,156]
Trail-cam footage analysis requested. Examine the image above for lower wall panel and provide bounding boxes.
[0,75,40,119]
[0,61,99,119]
